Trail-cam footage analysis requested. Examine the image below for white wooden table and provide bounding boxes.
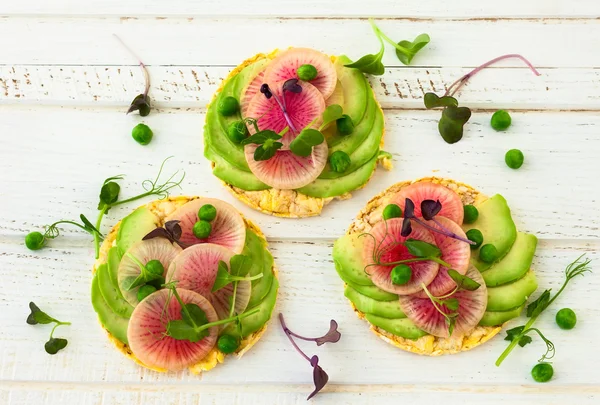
[1,2,599,404]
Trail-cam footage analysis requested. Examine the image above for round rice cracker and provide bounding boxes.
[92,196,278,373]
[346,177,510,356]
[207,50,389,218]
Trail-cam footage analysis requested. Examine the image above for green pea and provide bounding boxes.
[383,204,403,220]
[217,334,240,354]
[556,308,577,330]
[145,260,165,276]
[505,149,524,169]
[466,229,483,249]
[463,205,479,224]
[193,220,212,239]
[390,264,412,285]
[25,231,45,250]
[198,204,217,222]
[336,114,354,135]
[531,363,553,383]
[218,96,239,116]
[297,64,318,81]
[491,110,512,131]
[131,123,153,145]
[137,284,157,302]
[227,120,248,144]
[479,244,498,263]
[329,150,351,173]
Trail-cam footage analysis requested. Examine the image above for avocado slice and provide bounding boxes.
[210,151,270,191]
[297,152,377,198]
[107,246,122,286]
[365,314,427,340]
[91,273,129,344]
[344,286,405,319]
[483,232,538,287]
[332,234,372,286]
[116,207,160,256]
[97,262,134,319]
[346,279,398,301]
[479,303,525,326]
[486,270,538,312]
[462,194,517,271]
[334,55,368,125]
[244,229,274,308]
[232,59,269,100]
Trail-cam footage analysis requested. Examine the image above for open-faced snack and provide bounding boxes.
[203,48,389,218]
[91,196,278,373]
[333,178,538,355]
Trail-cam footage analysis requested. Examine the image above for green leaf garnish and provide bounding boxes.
[320,104,343,130]
[27,302,71,355]
[98,175,123,211]
[289,129,325,157]
[437,105,472,144]
[404,239,441,258]
[344,30,385,75]
[45,338,68,355]
[394,34,431,65]
[229,254,252,277]
[212,256,262,292]
[447,269,481,291]
[424,93,458,109]
[124,253,164,291]
[240,130,284,161]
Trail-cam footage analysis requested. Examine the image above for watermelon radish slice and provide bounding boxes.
[390,182,465,225]
[263,48,337,100]
[414,217,471,298]
[118,238,182,307]
[398,265,488,338]
[241,69,266,118]
[127,288,218,371]
[165,243,251,321]
[362,219,440,295]
[165,198,246,254]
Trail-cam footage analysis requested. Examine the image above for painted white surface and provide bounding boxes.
[0,2,599,404]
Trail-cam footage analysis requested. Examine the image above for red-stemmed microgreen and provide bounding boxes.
[260,81,301,133]
[27,302,71,355]
[114,34,151,116]
[279,313,341,400]
[143,219,188,249]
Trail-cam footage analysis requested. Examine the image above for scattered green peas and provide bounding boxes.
[198,204,217,222]
[329,150,351,173]
[505,149,525,169]
[531,363,553,383]
[217,334,240,354]
[145,260,165,276]
[383,204,403,220]
[463,205,479,224]
[491,110,512,131]
[556,308,577,330]
[137,284,157,302]
[336,114,354,135]
[227,120,249,144]
[193,220,212,239]
[297,64,318,81]
[479,244,498,263]
[25,231,45,250]
[390,264,412,285]
[131,123,153,145]
[218,96,239,116]
[466,229,484,249]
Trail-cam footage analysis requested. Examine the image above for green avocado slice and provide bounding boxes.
[233,59,269,99]
[244,229,274,308]
[462,194,517,271]
[483,232,538,287]
[479,303,525,326]
[346,279,398,301]
[334,55,368,125]
[296,152,377,198]
[116,207,160,256]
[332,234,373,286]
[486,270,538,312]
[365,314,427,340]
[91,273,129,344]
[344,286,405,319]
[97,261,134,319]
[210,151,270,191]
[107,246,122,286]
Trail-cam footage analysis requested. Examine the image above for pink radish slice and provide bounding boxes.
[241,69,265,118]
[390,182,465,225]
[263,48,337,100]
[414,217,471,298]
[245,142,328,190]
[362,219,440,295]
[165,198,246,254]
[166,244,251,321]
[399,266,488,338]
[245,80,326,144]
[127,288,218,371]
[118,238,182,307]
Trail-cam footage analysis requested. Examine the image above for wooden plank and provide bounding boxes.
[1,65,597,110]
[0,18,598,67]
[0,107,598,240]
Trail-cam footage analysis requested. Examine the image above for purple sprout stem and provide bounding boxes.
[412,217,476,245]
[271,92,298,133]
[445,54,541,98]
[113,34,150,96]
[279,313,310,362]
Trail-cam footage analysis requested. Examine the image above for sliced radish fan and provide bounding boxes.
[127,288,219,371]
[390,182,465,225]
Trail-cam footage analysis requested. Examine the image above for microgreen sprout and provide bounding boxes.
[26,214,103,251]
[212,255,263,319]
[290,129,325,157]
[496,254,592,367]
[124,253,165,291]
[143,219,187,248]
[240,129,284,161]
[279,314,341,400]
[114,34,151,116]
[27,302,71,355]
[260,82,301,133]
